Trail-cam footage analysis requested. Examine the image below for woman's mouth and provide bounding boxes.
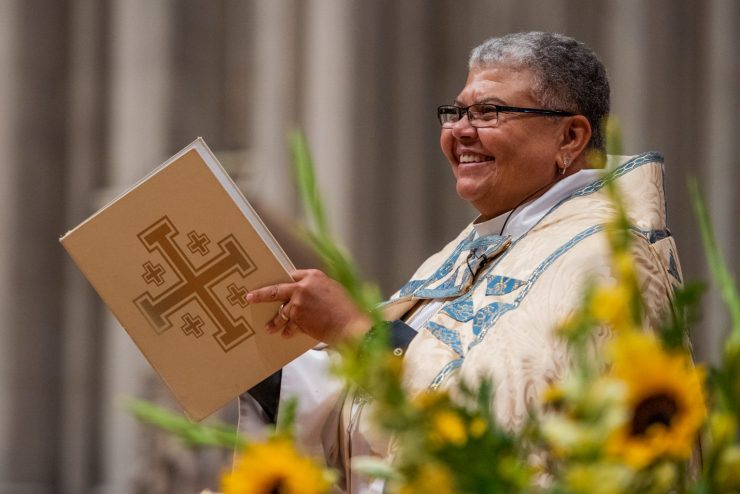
[458,153,494,165]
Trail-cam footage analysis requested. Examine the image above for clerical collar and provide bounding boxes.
[473,168,603,240]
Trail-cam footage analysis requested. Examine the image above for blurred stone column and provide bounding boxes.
[96,1,174,492]
[60,1,109,492]
[385,0,437,283]
[0,0,19,485]
[248,0,302,219]
[605,0,650,154]
[302,0,355,243]
[703,0,740,363]
[0,0,69,491]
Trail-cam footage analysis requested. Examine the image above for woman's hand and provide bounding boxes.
[245,269,373,346]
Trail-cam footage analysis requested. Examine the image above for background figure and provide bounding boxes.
[0,1,738,493]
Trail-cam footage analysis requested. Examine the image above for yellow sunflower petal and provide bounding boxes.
[399,463,456,494]
[590,284,632,331]
[430,410,467,446]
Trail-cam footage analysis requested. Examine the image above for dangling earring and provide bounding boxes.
[559,157,570,175]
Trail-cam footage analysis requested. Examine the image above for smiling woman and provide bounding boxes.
[238,32,684,493]
[439,32,608,220]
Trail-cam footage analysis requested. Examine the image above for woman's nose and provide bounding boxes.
[451,115,477,140]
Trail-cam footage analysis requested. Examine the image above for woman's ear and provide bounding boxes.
[560,115,592,159]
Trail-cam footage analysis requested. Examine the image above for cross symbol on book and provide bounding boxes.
[134,216,257,352]
[180,313,205,337]
[226,283,249,308]
[187,230,211,256]
[142,261,166,286]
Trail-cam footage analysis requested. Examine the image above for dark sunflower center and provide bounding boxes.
[630,393,679,436]
[268,478,285,494]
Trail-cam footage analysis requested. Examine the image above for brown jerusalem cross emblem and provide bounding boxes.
[134,216,257,352]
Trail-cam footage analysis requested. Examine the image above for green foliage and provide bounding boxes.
[125,398,246,450]
[276,397,298,439]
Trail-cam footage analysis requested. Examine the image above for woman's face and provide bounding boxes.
[440,65,568,220]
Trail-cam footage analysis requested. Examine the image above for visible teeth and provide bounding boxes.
[459,154,493,163]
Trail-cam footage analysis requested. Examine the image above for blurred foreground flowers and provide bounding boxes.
[129,397,334,494]
[131,135,740,493]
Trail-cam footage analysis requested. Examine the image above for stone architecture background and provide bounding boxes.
[0,1,738,492]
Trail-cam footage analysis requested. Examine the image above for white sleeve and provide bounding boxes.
[282,347,345,458]
[237,346,345,460]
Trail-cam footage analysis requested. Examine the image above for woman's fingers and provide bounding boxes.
[265,302,291,333]
[290,269,316,281]
[246,282,294,303]
[281,324,297,339]
[246,270,321,304]
[246,280,299,333]
[244,269,370,345]
[265,313,298,339]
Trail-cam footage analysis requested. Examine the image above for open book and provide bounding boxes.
[61,138,316,420]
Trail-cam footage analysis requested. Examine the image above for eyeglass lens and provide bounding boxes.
[438,105,499,128]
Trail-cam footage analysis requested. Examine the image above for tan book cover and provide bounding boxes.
[61,138,315,421]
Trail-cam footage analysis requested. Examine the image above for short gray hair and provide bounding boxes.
[469,32,610,152]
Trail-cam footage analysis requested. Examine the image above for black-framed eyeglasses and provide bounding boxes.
[437,103,576,128]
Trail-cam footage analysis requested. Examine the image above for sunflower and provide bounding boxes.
[222,439,332,494]
[605,331,706,468]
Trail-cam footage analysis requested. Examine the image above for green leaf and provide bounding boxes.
[688,179,740,343]
[125,398,247,450]
[605,116,624,157]
[276,397,298,439]
[289,131,329,237]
